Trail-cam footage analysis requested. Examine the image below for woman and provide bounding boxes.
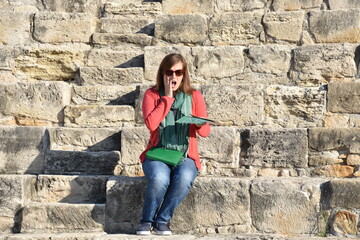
[137,53,211,235]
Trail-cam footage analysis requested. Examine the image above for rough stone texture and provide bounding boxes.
[64,105,135,128]
[264,86,326,128]
[21,203,105,233]
[92,33,153,47]
[155,14,208,44]
[40,0,104,14]
[215,0,266,12]
[0,11,32,45]
[251,178,324,234]
[13,44,90,81]
[328,0,360,10]
[328,179,360,208]
[0,46,13,70]
[48,127,121,152]
[330,210,358,236]
[240,128,308,168]
[209,12,263,45]
[0,81,71,123]
[103,2,162,17]
[202,84,264,126]
[86,48,144,68]
[291,44,356,86]
[328,82,360,114]
[271,0,322,11]
[120,127,149,166]
[263,11,304,43]
[44,150,120,175]
[0,126,48,174]
[30,175,109,204]
[309,10,360,43]
[162,0,214,15]
[75,67,144,86]
[312,165,354,178]
[33,12,95,43]
[71,85,139,106]
[308,151,343,167]
[100,17,154,35]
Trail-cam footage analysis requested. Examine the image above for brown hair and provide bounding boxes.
[154,53,195,95]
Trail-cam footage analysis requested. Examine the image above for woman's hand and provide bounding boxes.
[164,76,173,98]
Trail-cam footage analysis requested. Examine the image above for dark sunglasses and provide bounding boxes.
[164,69,184,77]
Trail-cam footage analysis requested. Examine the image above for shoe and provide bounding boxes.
[136,222,152,235]
[153,222,172,235]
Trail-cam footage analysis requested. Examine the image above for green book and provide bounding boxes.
[176,115,219,125]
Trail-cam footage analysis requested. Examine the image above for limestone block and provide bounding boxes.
[265,86,326,128]
[330,210,358,236]
[240,128,308,168]
[40,0,103,14]
[33,12,95,43]
[329,0,360,10]
[13,44,90,81]
[104,2,162,17]
[201,84,264,126]
[0,81,71,123]
[120,127,149,165]
[0,126,49,174]
[64,105,135,128]
[215,0,266,12]
[309,9,360,43]
[105,176,250,234]
[209,12,263,45]
[87,48,144,68]
[75,67,144,86]
[350,142,360,153]
[100,17,154,35]
[347,154,360,165]
[328,179,360,208]
[291,44,356,86]
[312,165,354,178]
[0,11,32,45]
[192,46,245,80]
[263,11,304,43]
[71,85,139,105]
[30,175,109,203]
[92,33,153,47]
[322,113,350,128]
[155,14,208,44]
[328,82,360,114]
[45,150,120,175]
[272,0,322,11]
[21,203,105,233]
[309,128,360,152]
[0,46,13,69]
[162,0,214,14]
[144,46,192,81]
[309,151,343,167]
[48,127,121,152]
[251,178,324,234]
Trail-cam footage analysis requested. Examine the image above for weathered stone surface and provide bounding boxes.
[30,175,109,203]
[308,151,343,167]
[40,0,103,14]
[75,67,144,86]
[329,0,360,10]
[0,11,32,45]
[291,44,356,86]
[202,84,264,126]
[192,46,245,81]
[0,126,48,174]
[328,82,360,114]
[264,86,326,128]
[0,46,13,70]
[106,176,251,234]
[312,165,354,178]
[33,12,95,43]
[86,48,144,68]
[49,127,121,152]
[0,81,71,123]
[309,10,360,43]
[92,33,153,47]
[100,17,155,35]
[322,113,350,128]
[215,0,266,12]
[64,105,135,128]
[240,128,308,168]
[209,12,263,45]
[347,154,360,165]
[251,178,324,234]
[328,179,360,208]
[71,85,139,105]
[155,14,208,44]
[44,150,120,175]
[104,2,162,17]
[162,0,214,14]
[14,44,90,81]
[263,11,304,43]
[21,203,105,233]
[271,0,322,11]
[120,127,149,165]
[330,210,358,236]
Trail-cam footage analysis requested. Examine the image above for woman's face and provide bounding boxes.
[163,62,184,92]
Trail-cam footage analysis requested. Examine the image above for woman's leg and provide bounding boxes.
[140,158,172,223]
[154,158,198,224]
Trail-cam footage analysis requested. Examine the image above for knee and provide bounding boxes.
[147,172,170,189]
[174,172,196,189]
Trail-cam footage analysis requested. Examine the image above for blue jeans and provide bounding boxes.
[140,157,198,224]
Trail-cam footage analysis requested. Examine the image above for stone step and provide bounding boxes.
[87,48,144,68]
[103,2,162,17]
[29,175,110,204]
[20,203,105,233]
[100,17,155,35]
[92,33,154,47]
[44,150,120,175]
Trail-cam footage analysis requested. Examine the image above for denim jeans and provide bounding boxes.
[140,157,198,224]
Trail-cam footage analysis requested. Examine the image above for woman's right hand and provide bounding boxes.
[163,76,173,98]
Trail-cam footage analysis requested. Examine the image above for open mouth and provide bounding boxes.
[171,80,177,87]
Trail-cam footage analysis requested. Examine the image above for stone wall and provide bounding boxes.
[0,0,360,237]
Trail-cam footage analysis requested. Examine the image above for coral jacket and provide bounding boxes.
[139,87,211,170]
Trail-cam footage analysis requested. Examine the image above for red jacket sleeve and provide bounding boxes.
[192,90,210,138]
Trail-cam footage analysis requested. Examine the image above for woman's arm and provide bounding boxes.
[192,91,210,137]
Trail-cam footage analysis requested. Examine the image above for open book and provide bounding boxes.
[176,115,220,125]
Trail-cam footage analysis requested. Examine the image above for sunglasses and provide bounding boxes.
[164,69,184,77]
